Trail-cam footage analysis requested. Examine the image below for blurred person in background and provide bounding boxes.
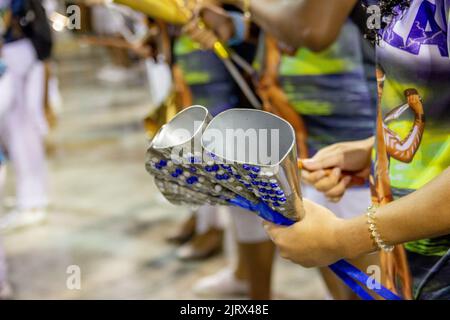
[90,2,147,83]
[0,0,53,230]
[168,4,259,261]
[185,2,378,299]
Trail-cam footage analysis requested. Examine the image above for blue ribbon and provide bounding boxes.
[228,195,294,226]
[228,196,403,300]
[330,260,402,300]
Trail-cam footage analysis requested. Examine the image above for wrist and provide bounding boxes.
[331,218,351,259]
[335,215,376,260]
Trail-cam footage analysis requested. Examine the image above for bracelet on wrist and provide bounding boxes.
[366,205,394,253]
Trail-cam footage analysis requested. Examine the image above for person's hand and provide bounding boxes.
[301,138,374,202]
[263,199,346,267]
[182,5,235,50]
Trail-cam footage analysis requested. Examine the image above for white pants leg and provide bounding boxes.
[0,71,13,119]
[195,205,226,234]
[230,207,269,244]
[1,39,49,210]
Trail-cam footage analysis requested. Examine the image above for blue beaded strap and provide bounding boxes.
[227,195,403,301]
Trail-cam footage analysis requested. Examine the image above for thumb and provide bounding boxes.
[263,221,285,240]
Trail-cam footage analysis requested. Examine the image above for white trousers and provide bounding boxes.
[231,185,371,243]
[195,205,227,234]
[229,206,267,244]
[0,71,13,118]
[0,39,49,210]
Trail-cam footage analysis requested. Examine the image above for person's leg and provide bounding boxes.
[176,205,224,260]
[231,207,275,299]
[20,60,48,210]
[304,185,379,300]
[237,242,275,299]
[193,207,274,299]
[2,40,49,226]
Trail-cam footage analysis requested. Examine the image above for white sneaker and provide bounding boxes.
[193,268,249,298]
[1,208,47,232]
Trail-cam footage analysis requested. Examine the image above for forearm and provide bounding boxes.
[338,168,450,259]
[229,0,357,50]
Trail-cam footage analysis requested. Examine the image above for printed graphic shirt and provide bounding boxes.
[376,0,450,256]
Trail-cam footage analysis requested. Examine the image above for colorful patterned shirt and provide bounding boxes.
[173,35,240,116]
[376,0,450,256]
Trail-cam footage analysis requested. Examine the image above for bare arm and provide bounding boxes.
[222,0,358,51]
[265,168,450,267]
[342,167,450,259]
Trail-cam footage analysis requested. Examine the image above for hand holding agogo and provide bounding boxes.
[300,138,374,202]
[146,106,403,300]
[266,168,450,269]
[264,198,347,267]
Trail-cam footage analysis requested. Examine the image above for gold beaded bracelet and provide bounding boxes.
[366,205,394,252]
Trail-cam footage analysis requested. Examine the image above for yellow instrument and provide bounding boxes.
[113,0,229,59]
[112,0,261,108]
[112,0,189,24]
